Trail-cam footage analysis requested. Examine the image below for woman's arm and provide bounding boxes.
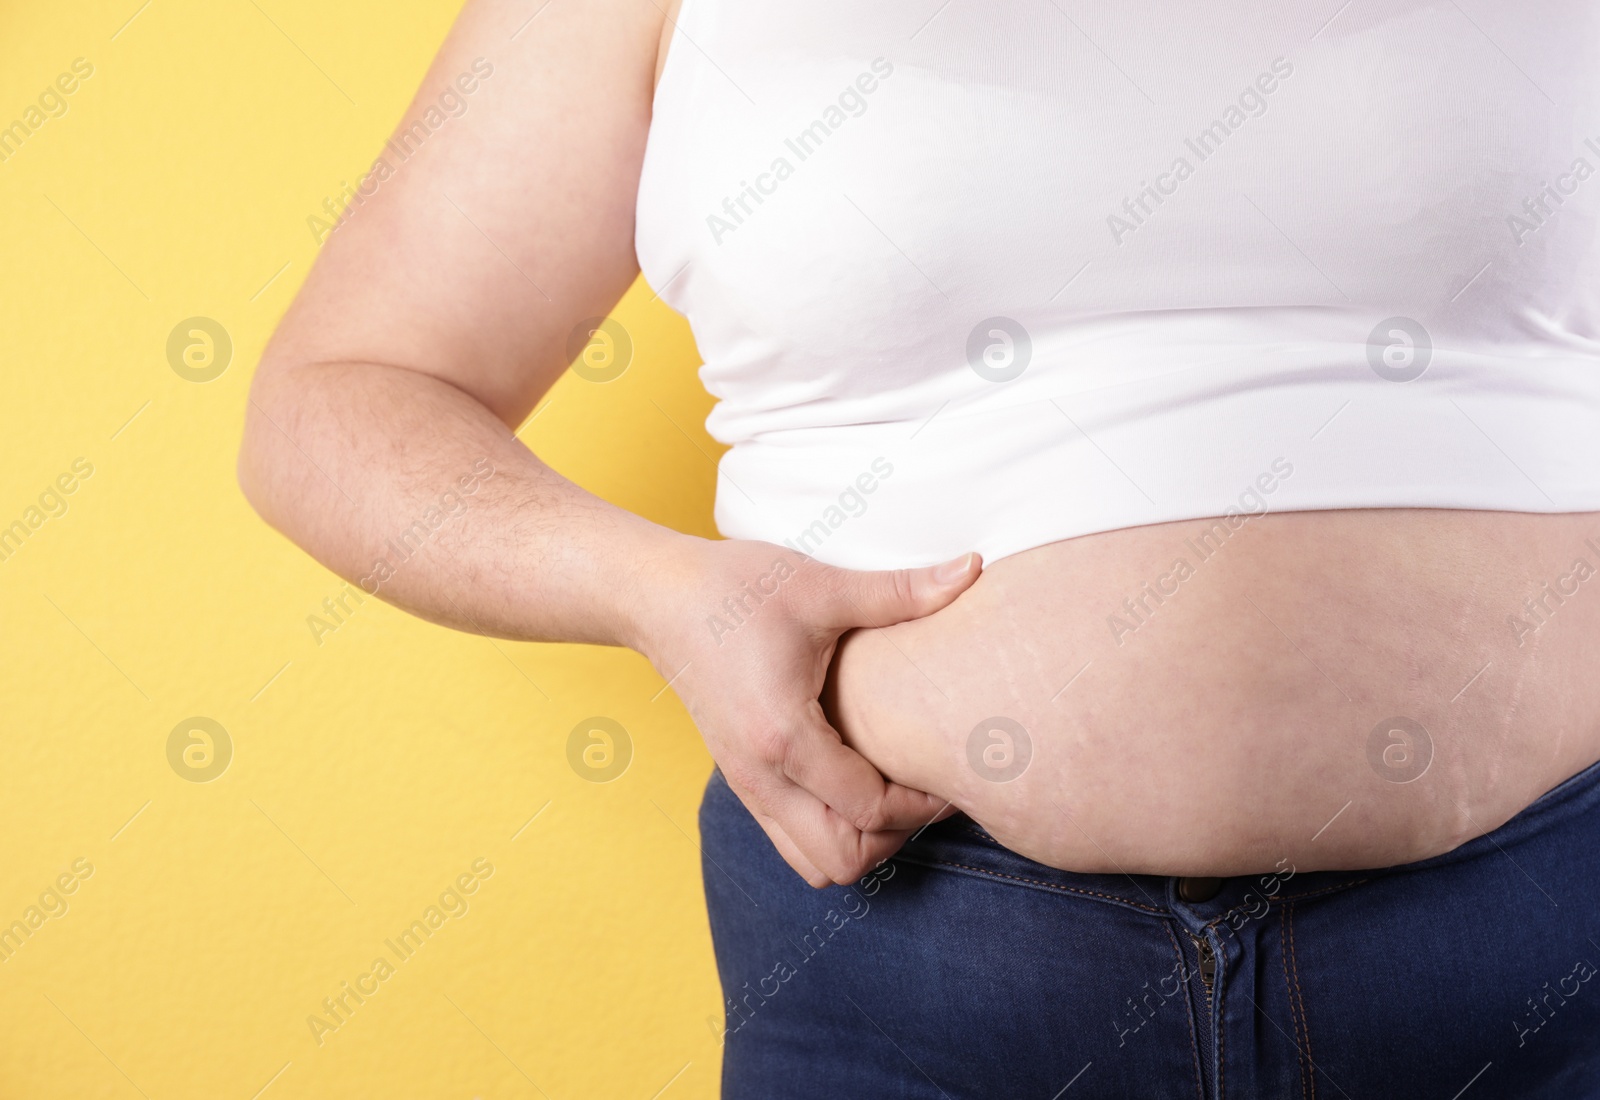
[237,0,979,885]
[240,0,662,645]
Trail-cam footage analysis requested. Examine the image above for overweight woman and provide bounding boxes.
[237,1,1600,1095]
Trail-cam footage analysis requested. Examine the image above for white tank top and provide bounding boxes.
[635,0,1600,570]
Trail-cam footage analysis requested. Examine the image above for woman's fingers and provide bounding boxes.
[778,710,951,833]
[724,773,832,887]
[804,552,982,631]
[754,777,915,886]
[724,731,941,885]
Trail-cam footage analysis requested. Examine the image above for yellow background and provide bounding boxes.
[0,2,727,1096]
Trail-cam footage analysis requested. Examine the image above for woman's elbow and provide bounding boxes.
[234,364,300,530]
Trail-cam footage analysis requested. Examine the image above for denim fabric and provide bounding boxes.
[698,760,1600,1099]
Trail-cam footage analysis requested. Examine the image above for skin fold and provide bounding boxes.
[826,507,1600,876]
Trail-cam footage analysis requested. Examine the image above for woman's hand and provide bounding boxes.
[632,538,982,887]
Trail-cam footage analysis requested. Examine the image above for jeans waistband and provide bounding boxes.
[892,754,1600,921]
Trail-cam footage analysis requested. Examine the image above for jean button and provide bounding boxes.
[1177,876,1224,903]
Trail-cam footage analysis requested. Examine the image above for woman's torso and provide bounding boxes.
[826,507,1600,875]
[643,1,1600,872]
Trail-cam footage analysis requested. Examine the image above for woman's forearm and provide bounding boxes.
[238,357,691,650]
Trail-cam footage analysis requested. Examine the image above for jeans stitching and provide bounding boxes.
[1267,878,1375,904]
[1217,933,1227,1100]
[1286,901,1316,1100]
[959,820,997,842]
[897,855,1169,913]
[1161,920,1207,1100]
[1279,904,1310,1100]
[1203,877,1375,934]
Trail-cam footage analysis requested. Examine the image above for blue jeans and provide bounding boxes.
[698,761,1600,1099]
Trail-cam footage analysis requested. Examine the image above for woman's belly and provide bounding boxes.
[824,508,1600,876]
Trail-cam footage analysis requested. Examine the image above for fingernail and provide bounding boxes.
[932,553,974,585]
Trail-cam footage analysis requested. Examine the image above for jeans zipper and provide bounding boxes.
[1188,929,1218,1097]
[1192,932,1216,997]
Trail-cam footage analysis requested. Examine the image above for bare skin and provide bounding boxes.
[238,0,1600,887]
[827,507,1600,876]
